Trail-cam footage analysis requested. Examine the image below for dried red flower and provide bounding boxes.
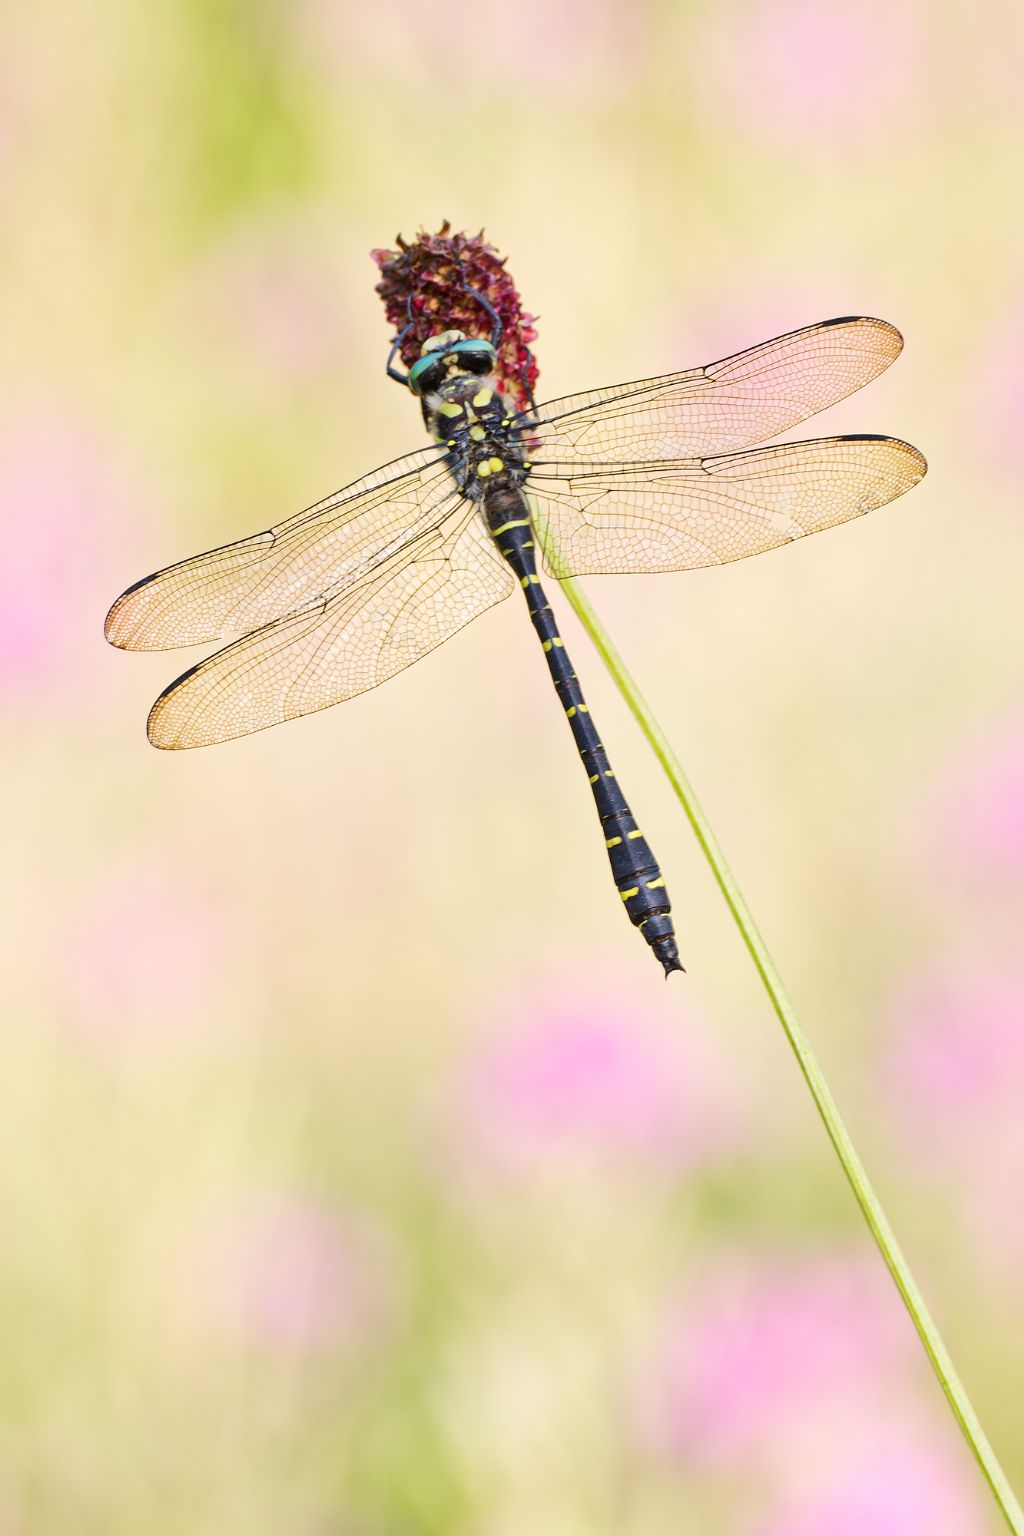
[372,222,539,414]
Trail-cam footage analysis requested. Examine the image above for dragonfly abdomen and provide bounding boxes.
[486,489,683,977]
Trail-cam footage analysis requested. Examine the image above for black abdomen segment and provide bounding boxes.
[487,490,683,976]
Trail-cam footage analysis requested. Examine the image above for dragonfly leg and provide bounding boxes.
[462,282,504,350]
[386,321,415,386]
[387,302,420,386]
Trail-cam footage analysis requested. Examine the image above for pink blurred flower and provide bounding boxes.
[884,963,1024,1268]
[886,966,1024,1128]
[970,306,1024,473]
[193,1199,400,1356]
[927,717,1024,880]
[185,219,349,386]
[62,861,235,1047]
[296,0,645,95]
[0,94,16,180]
[752,1427,984,1536]
[693,0,924,149]
[447,976,742,1178]
[0,410,131,697]
[667,280,869,381]
[640,1251,910,1467]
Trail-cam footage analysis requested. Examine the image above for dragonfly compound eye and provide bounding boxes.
[451,339,498,376]
[407,353,448,396]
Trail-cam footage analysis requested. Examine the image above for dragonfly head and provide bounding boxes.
[407,330,498,397]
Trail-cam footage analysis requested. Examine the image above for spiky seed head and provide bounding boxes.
[372,221,539,413]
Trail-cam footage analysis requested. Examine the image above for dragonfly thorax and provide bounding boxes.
[424,369,529,510]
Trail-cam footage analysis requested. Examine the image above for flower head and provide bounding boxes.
[0,410,129,699]
[372,222,539,413]
[883,963,1024,1272]
[441,975,742,1182]
[927,718,1024,881]
[753,1427,984,1536]
[189,1198,401,1358]
[640,1251,910,1467]
[694,0,924,149]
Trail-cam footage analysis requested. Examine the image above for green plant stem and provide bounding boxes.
[538,516,1022,1533]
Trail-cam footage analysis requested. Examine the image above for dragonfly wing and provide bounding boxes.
[533,435,927,577]
[105,445,454,650]
[525,317,904,463]
[147,504,514,749]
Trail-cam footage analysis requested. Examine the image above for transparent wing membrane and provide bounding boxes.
[105,315,926,747]
[526,317,904,463]
[533,436,926,576]
[147,509,513,749]
[105,446,451,651]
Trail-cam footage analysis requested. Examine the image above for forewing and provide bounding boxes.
[533,435,927,577]
[105,445,452,650]
[526,317,904,463]
[147,505,514,749]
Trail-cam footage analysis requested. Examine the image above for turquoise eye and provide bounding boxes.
[408,353,446,396]
[451,339,497,370]
[408,338,496,394]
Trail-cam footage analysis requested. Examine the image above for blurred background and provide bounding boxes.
[2,0,1023,1531]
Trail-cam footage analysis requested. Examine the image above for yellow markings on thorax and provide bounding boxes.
[469,424,486,442]
[440,402,463,418]
[476,456,505,479]
[472,387,493,408]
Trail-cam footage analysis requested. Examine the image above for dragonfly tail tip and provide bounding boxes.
[652,936,685,978]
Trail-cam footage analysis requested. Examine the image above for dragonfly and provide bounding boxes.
[105,313,926,975]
